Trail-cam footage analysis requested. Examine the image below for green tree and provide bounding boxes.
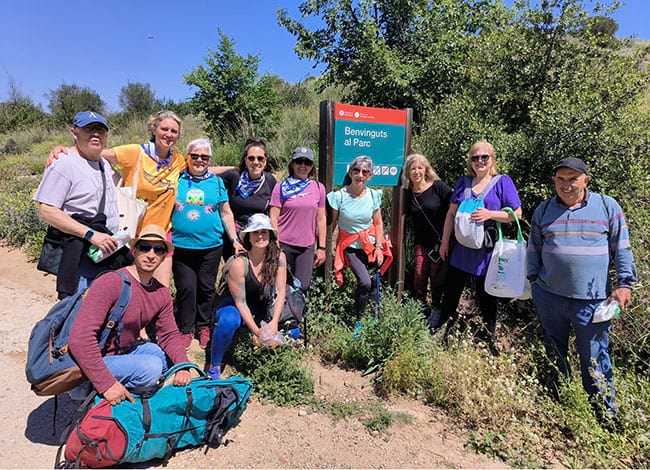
[47,83,105,125]
[0,80,49,133]
[184,30,280,139]
[278,0,508,125]
[118,82,157,115]
[421,0,649,209]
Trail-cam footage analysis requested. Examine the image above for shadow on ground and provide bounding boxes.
[25,394,78,446]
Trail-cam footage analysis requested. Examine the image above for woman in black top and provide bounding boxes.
[402,153,452,311]
[208,214,287,379]
[220,138,277,260]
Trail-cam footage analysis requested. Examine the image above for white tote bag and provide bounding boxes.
[116,154,146,238]
[484,207,527,298]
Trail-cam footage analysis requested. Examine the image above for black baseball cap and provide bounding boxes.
[553,157,588,175]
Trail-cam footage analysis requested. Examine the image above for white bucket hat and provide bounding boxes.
[240,213,278,239]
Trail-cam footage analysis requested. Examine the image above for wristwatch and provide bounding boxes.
[317,245,326,250]
[84,229,95,240]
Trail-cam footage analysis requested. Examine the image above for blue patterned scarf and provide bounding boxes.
[236,171,265,199]
[182,169,214,189]
[280,177,311,201]
[141,142,172,171]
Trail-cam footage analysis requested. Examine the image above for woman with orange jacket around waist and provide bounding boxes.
[326,156,392,325]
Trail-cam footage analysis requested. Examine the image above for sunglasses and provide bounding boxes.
[352,167,371,176]
[189,153,210,162]
[293,158,313,166]
[246,155,266,163]
[470,154,490,163]
[136,243,168,256]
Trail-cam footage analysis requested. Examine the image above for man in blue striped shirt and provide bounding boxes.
[527,157,636,420]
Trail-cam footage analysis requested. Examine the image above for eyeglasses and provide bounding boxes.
[136,243,167,256]
[246,155,266,163]
[470,154,490,163]
[293,158,313,166]
[352,167,371,176]
[189,153,211,162]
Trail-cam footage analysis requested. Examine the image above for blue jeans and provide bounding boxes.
[75,256,104,294]
[69,341,169,399]
[531,283,616,413]
[211,297,245,368]
[103,341,169,388]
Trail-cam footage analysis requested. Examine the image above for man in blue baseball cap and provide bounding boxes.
[34,111,130,298]
[72,110,109,130]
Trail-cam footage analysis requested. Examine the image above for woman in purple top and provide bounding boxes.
[438,141,522,345]
[269,147,326,292]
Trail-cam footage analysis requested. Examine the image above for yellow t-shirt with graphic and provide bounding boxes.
[114,144,186,233]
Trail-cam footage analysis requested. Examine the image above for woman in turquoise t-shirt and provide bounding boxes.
[326,156,386,323]
[171,138,240,349]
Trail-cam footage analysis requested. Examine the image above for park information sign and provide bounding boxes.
[333,103,408,186]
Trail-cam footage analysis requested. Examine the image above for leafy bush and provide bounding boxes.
[304,273,355,347]
[230,338,314,406]
[0,177,45,256]
[320,286,434,397]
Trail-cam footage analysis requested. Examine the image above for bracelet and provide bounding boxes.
[317,246,326,250]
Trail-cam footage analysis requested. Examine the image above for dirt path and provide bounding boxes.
[0,245,505,468]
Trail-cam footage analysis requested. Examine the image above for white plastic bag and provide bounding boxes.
[454,175,502,249]
[253,321,285,348]
[116,153,146,238]
[484,208,527,298]
[592,300,620,323]
[454,198,485,249]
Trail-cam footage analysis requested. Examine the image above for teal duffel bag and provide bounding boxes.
[60,362,253,468]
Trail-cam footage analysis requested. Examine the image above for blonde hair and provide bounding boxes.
[466,140,498,177]
[147,110,182,142]
[401,153,440,189]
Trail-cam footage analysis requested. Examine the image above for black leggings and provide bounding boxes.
[280,242,315,292]
[172,246,222,333]
[344,248,378,319]
[439,264,498,338]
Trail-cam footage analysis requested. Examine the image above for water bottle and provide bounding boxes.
[88,230,131,263]
[592,300,621,323]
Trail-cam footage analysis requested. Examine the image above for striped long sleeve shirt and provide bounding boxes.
[527,192,637,300]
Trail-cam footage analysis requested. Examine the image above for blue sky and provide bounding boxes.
[1,0,648,113]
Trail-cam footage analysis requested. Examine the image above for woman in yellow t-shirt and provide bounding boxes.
[101,111,184,285]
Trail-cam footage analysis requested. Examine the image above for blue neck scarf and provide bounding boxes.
[141,142,172,171]
[280,176,311,201]
[182,169,214,189]
[236,171,265,199]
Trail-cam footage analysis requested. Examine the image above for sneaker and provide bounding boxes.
[207,366,221,380]
[180,332,193,349]
[198,327,211,348]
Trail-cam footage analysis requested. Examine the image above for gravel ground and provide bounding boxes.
[1,246,506,468]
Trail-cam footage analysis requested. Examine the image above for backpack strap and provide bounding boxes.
[476,174,502,200]
[97,271,132,352]
[217,254,250,296]
[463,176,473,201]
